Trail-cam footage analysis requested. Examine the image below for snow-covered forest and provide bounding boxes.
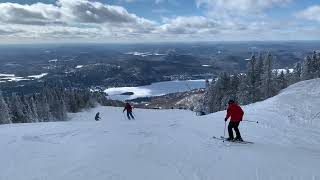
[0,87,123,124]
[202,51,320,113]
[1,51,319,124]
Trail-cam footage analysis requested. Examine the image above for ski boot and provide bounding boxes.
[226,137,234,141]
[234,136,244,142]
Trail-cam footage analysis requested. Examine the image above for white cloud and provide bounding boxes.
[158,16,219,34]
[0,23,101,39]
[0,2,61,25]
[0,0,318,42]
[182,0,305,41]
[0,0,159,41]
[152,13,319,41]
[196,0,292,17]
[0,28,23,36]
[58,0,154,25]
[297,5,320,22]
[0,0,156,26]
[156,15,285,36]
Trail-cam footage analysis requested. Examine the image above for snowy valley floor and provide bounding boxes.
[1,79,320,180]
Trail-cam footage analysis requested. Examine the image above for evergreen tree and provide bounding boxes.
[0,92,11,124]
[214,72,231,111]
[301,56,313,80]
[256,54,264,80]
[247,55,259,102]
[202,51,320,114]
[49,92,63,121]
[313,51,320,78]
[276,71,287,92]
[203,73,231,113]
[10,94,27,123]
[311,51,318,77]
[55,98,67,121]
[21,95,34,123]
[261,53,274,99]
[36,95,52,122]
[236,75,250,105]
[229,74,240,100]
[0,84,123,123]
[29,95,39,122]
[290,63,302,84]
[203,79,215,113]
[66,89,78,112]
[254,54,264,100]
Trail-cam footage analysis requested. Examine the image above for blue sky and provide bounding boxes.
[0,0,319,43]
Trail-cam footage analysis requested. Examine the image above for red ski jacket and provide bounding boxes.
[225,103,244,122]
[123,104,133,112]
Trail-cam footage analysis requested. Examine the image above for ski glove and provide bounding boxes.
[224,118,228,122]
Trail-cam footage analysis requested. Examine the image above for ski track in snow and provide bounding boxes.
[1,79,320,179]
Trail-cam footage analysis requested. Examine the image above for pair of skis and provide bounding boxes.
[212,136,254,144]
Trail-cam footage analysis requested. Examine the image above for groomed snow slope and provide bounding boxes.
[1,79,320,180]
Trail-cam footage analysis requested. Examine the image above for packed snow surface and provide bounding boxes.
[104,79,207,101]
[1,79,320,180]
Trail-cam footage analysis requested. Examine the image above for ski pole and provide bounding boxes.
[223,121,226,142]
[243,120,259,124]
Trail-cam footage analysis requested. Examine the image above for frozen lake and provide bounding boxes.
[104,79,207,101]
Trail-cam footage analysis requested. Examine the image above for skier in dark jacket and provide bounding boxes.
[95,112,101,121]
[123,102,135,120]
[225,100,244,141]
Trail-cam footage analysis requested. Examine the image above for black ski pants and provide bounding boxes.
[228,121,241,139]
[127,111,135,120]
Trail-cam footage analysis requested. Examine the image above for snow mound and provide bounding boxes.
[243,78,320,129]
[225,78,320,147]
[265,78,320,127]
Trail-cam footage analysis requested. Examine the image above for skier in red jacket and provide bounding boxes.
[225,100,244,141]
[123,102,135,120]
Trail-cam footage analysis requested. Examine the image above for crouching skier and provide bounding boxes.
[123,102,135,120]
[224,100,244,142]
[95,112,101,121]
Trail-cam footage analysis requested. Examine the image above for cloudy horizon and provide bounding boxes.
[0,0,319,43]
